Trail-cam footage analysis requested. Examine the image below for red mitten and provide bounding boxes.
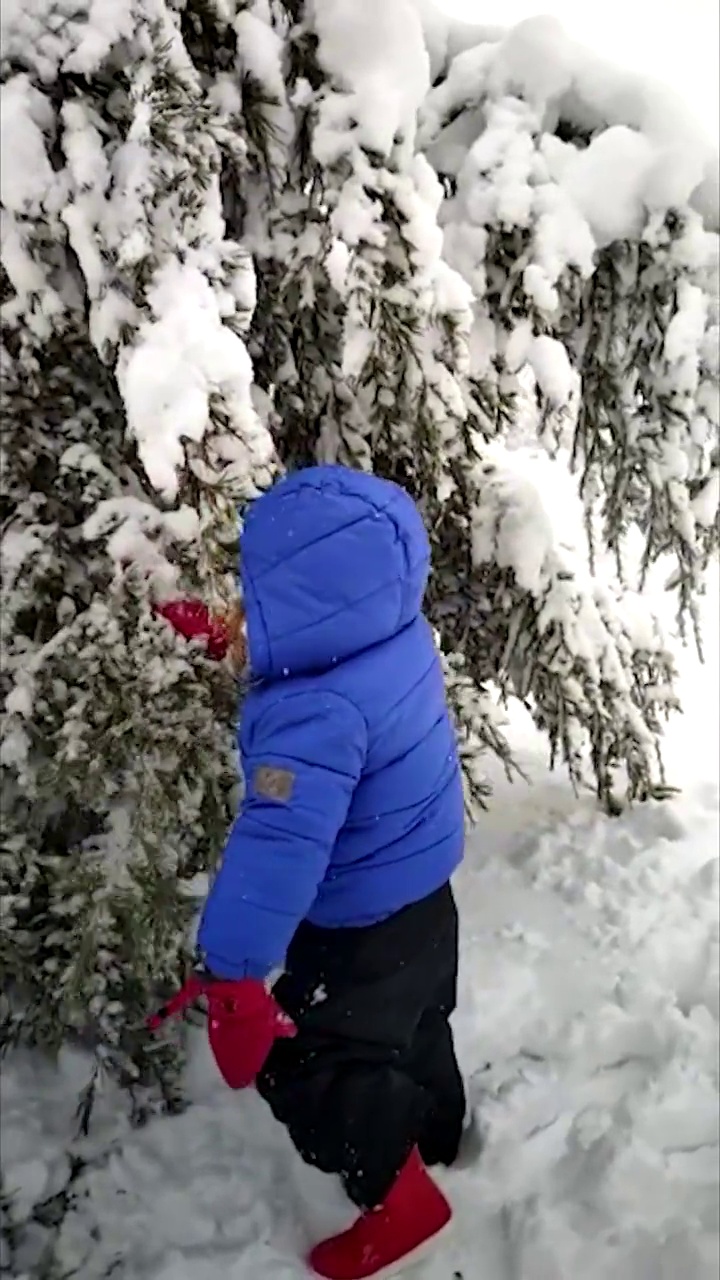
[206,979,295,1089]
[147,974,295,1090]
[154,598,230,661]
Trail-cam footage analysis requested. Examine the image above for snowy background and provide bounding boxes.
[3,571,718,1280]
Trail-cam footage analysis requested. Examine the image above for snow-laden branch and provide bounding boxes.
[418,12,718,230]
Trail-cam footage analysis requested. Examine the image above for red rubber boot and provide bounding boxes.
[308,1149,452,1280]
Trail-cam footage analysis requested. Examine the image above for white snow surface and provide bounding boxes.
[2,577,718,1279]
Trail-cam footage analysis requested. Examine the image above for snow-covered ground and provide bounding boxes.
[3,576,718,1280]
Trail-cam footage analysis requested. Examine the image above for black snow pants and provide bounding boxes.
[256,882,465,1210]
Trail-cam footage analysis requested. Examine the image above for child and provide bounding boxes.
[152,465,467,1280]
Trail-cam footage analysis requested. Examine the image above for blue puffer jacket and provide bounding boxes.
[198,465,464,979]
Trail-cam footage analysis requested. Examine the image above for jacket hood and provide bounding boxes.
[240,466,430,681]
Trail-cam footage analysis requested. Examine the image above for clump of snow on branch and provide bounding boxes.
[469,444,678,804]
[311,0,430,159]
[118,262,264,500]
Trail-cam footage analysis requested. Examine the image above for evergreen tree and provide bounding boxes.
[0,0,271,1111]
[1,0,717,1101]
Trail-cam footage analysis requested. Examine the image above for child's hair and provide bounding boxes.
[220,597,247,673]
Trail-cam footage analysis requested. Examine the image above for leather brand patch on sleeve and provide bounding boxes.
[253,765,295,803]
